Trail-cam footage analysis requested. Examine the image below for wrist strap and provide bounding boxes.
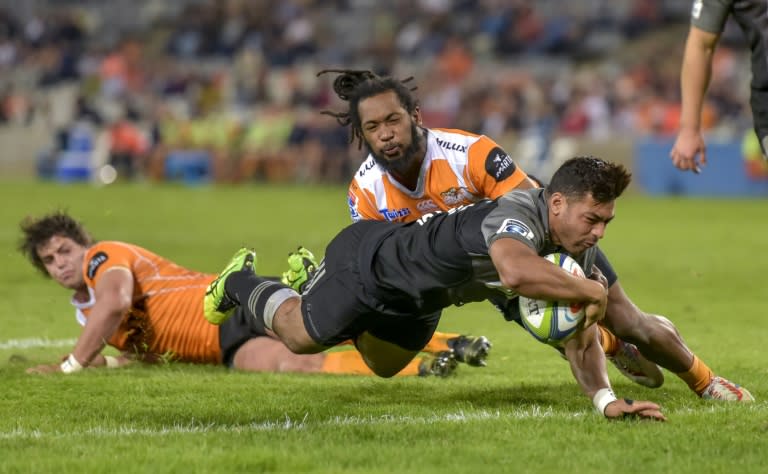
[104,355,120,368]
[60,354,84,374]
[592,388,617,416]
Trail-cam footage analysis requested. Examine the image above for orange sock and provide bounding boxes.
[421,331,460,353]
[320,351,423,377]
[675,355,714,395]
[598,325,620,356]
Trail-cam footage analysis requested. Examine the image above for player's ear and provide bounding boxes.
[412,106,422,125]
[549,192,565,216]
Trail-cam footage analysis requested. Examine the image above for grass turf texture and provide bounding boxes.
[0,180,766,474]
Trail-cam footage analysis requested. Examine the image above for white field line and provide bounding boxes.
[2,403,763,440]
[0,408,576,440]
[0,338,77,350]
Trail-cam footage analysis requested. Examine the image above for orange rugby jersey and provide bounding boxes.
[71,241,220,363]
[347,128,529,223]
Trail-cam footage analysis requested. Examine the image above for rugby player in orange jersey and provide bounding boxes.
[282,69,752,402]
[18,211,481,377]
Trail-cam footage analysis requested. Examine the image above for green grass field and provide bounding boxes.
[1,180,766,474]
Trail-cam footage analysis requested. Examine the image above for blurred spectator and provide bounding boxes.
[237,103,295,182]
[0,0,752,184]
[99,37,144,98]
[107,112,148,180]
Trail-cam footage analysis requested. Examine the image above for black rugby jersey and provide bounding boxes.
[356,189,598,315]
[692,0,768,90]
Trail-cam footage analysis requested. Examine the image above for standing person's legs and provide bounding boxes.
[750,86,768,157]
[748,10,768,157]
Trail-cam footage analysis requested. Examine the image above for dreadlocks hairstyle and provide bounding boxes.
[18,211,92,276]
[317,69,419,149]
[546,156,632,203]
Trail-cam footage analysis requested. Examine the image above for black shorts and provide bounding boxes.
[746,11,768,154]
[300,222,441,351]
[218,306,269,368]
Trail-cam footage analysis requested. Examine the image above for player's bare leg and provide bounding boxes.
[603,282,753,401]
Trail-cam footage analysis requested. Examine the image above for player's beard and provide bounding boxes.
[367,123,426,177]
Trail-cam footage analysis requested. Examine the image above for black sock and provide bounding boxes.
[225,272,296,330]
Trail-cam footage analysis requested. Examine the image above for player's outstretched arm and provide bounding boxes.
[67,267,134,369]
[670,26,720,173]
[26,352,130,374]
[29,268,135,375]
[563,324,666,421]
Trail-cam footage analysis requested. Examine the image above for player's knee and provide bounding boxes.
[604,305,647,341]
[271,303,323,354]
[646,314,682,340]
[610,310,678,346]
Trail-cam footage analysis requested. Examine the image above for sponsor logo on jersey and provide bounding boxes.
[691,0,702,18]
[416,203,475,226]
[496,218,534,240]
[358,159,377,177]
[435,137,468,153]
[348,192,361,221]
[440,186,473,206]
[378,208,411,221]
[416,199,440,213]
[485,147,516,182]
[87,251,109,279]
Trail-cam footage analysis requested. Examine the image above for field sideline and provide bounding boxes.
[0,180,766,473]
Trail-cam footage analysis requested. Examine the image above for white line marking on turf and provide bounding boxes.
[0,409,570,440]
[0,338,77,350]
[2,404,764,440]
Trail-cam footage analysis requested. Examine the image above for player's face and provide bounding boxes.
[37,235,87,290]
[358,91,425,176]
[549,193,615,256]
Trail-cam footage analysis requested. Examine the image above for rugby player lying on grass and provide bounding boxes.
[18,211,489,377]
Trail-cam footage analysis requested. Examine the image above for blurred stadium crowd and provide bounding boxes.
[0,0,755,183]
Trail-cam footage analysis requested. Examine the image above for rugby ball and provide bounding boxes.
[519,253,586,345]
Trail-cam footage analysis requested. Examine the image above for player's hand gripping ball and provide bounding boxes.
[519,253,586,345]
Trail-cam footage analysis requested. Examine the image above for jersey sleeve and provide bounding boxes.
[480,192,545,252]
[464,135,529,200]
[348,179,383,222]
[691,0,732,34]
[82,242,135,287]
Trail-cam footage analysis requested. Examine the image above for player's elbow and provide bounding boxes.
[105,292,133,319]
[498,268,526,292]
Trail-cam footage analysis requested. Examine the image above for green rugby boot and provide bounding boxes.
[203,248,256,325]
[281,246,318,292]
